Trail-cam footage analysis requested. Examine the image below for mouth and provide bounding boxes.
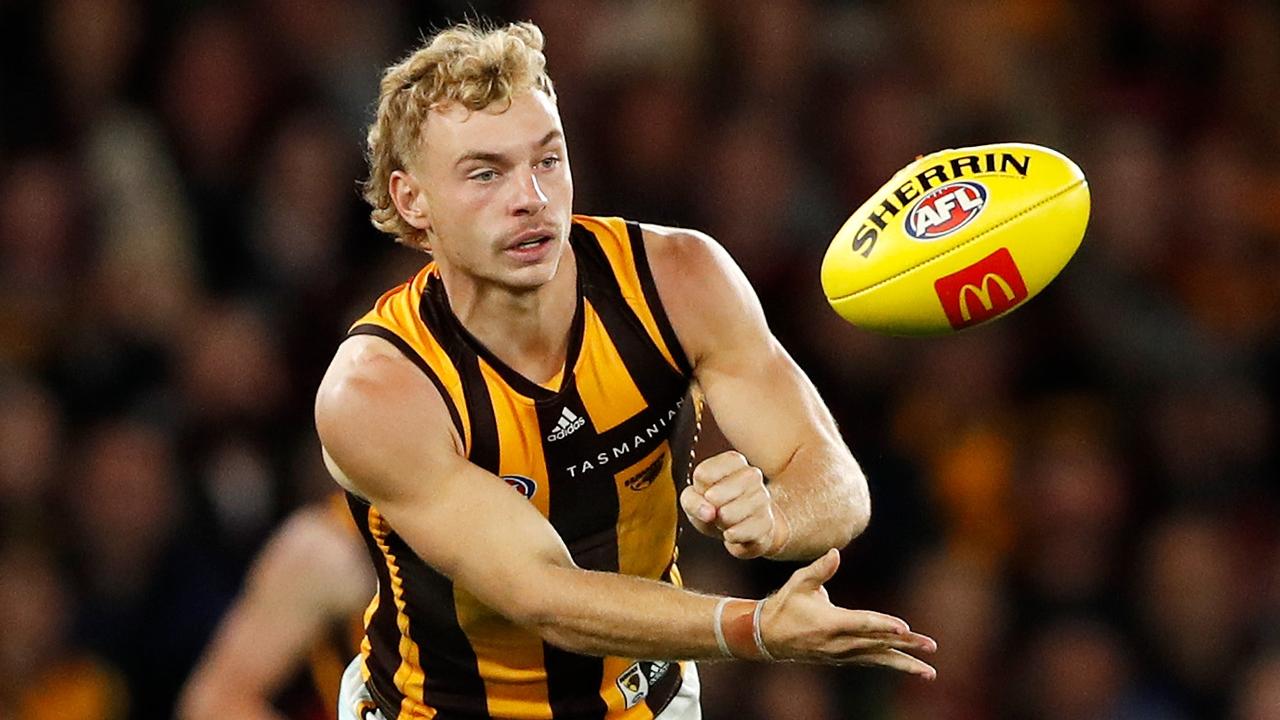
[513,235,553,249]
[504,228,555,251]
[504,229,559,261]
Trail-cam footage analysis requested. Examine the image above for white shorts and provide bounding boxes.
[337,656,701,720]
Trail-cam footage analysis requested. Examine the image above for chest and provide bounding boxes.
[463,308,691,550]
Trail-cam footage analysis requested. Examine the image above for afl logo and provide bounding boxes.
[501,475,537,499]
[906,181,988,240]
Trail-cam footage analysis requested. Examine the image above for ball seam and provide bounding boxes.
[829,178,1087,301]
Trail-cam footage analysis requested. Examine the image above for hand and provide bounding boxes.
[680,451,789,559]
[762,549,937,677]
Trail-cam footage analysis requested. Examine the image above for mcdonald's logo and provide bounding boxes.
[934,248,1029,329]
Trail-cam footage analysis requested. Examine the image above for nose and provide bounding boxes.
[512,168,548,216]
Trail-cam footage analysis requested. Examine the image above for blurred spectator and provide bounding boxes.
[755,664,841,720]
[159,7,270,293]
[0,542,128,720]
[248,111,355,302]
[1233,651,1280,720]
[0,153,82,369]
[697,108,828,294]
[1143,376,1274,508]
[178,301,289,432]
[0,378,63,542]
[709,0,817,110]
[592,71,703,226]
[888,548,1007,720]
[44,0,143,132]
[67,418,231,720]
[888,328,1021,569]
[251,0,400,134]
[1010,393,1132,618]
[1136,514,1253,717]
[1012,616,1186,720]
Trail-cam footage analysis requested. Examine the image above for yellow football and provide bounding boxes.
[821,143,1090,335]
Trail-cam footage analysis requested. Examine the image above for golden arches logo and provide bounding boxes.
[957,273,1016,323]
[933,248,1030,329]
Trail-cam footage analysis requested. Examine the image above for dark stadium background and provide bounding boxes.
[2,1,1278,718]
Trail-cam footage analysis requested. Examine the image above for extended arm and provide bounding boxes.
[178,504,374,720]
[645,225,869,560]
[314,336,933,673]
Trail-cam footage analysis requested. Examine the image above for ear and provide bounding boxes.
[389,169,433,234]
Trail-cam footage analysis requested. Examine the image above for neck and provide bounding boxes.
[438,249,578,384]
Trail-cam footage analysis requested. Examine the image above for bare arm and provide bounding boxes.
[314,336,933,674]
[644,225,869,560]
[178,505,374,720]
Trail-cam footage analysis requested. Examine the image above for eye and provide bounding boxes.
[538,155,561,170]
[469,169,498,183]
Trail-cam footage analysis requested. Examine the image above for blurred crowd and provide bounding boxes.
[2,0,1279,718]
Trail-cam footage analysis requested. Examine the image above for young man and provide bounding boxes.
[316,21,936,720]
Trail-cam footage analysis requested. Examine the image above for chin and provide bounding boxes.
[500,256,562,293]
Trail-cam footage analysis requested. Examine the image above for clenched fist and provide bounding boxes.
[680,450,791,559]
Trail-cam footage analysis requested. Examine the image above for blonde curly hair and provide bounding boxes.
[363,21,556,247]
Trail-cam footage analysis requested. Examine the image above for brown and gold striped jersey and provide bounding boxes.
[343,216,699,719]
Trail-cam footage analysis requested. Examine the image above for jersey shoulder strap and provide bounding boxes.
[572,215,692,376]
[346,263,471,450]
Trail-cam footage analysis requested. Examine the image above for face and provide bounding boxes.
[393,90,574,292]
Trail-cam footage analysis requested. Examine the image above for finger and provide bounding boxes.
[787,548,841,592]
[710,478,769,527]
[679,485,717,525]
[722,518,772,547]
[719,499,771,540]
[842,648,937,680]
[835,631,937,655]
[691,451,749,492]
[724,538,768,560]
[702,466,766,508]
[837,608,911,636]
[873,631,937,653]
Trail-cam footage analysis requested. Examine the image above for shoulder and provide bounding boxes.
[637,223,768,366]
[315,335,463,493]
[639,223,753,311]
[315,335,420,431]
[637,223,730,274]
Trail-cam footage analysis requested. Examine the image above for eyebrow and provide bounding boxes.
[454,129,564,167]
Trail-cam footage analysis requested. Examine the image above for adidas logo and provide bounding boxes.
[546,407,585,442]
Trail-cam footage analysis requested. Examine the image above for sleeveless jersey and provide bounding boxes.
[343,216,698,720]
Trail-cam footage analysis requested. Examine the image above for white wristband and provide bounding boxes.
[752,598,775,661]
[712,597,733,658]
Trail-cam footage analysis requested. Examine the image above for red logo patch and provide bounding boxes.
[501,475,537,499]
[934,248,1029,329]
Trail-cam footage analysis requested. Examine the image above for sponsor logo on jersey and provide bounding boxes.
[501,475,537,499]
[623,456,664,492]
[848,151,1029,257]
[546,407,585,442]
[562,398,684,478]
[906,181,988,240]
[616,660,672,709]
[933,247,1029,329]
